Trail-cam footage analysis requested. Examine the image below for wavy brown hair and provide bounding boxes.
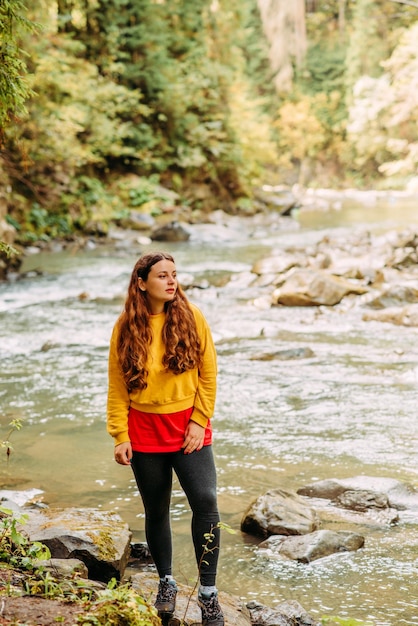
[117,252,202,391]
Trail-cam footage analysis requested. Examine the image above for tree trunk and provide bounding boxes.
[57,0,74,33]
[257,0,306,92]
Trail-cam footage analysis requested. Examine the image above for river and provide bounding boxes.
[1,194,418,626]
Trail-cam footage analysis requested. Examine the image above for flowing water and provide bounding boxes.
[1,196,418,625]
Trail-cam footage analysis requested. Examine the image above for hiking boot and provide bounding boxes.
[198,592,225,626]
[155,578,177,616]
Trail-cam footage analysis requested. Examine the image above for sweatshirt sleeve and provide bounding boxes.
[190,306,217,428]
[107,324,131,446]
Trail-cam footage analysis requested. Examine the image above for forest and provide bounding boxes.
[1,0,418,245]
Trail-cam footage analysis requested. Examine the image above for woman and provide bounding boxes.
[107,251,223,626]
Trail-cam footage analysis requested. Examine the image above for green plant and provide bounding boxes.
[0,506,51,570]
[0,241,20,256]
[22,569,98,603]
[25,203,72,241]
[0,0,39,128]
[77,578,160,626]
[182,521,236,624]
[1,418,22,463]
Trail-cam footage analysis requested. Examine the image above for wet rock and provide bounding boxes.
[249,347,315,361]
[332,489,389,511]
[22,507,132,583]
[391,247,418,268]
[252,252,305,276]
[297,476,418,510]
[272,269,368,306]
[258,529,365,563]
[33,558,89,579]
[241,489,319,538]
[246,599,320,626]
[364,284,418,308]
[253,187,299,216]
[0,488,44,507]
[151,220,191,242]
[131,572,252,626]
[118,211,156,231]
[362,303,418,326]
[83,220,109,237]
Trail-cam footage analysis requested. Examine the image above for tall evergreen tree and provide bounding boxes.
[0,0,37,129]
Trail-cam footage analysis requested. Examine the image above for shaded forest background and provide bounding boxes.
[1,0,418,245]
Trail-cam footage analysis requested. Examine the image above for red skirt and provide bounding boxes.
[128,406,212,453]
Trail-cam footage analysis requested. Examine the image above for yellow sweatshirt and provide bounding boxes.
[107,303,217,446]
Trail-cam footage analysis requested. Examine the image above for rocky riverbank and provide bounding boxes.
[2,473,418,625]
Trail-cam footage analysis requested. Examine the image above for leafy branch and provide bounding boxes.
[0,0,40,128]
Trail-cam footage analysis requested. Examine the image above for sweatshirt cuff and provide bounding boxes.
[190,409,209,429]
[113,431,130,446]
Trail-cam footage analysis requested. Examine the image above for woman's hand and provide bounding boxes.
[182,421,205,454]
[114,441,132,465]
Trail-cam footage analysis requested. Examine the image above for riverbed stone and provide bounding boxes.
[33,558,89,579]
[150,220,191,241]
[118,210,156,231]
[22,507,132,583]
[241,489,319,538]
[272,269,368,306]
[246,599,321,626]
[257,529,365,563]
[362,303,418,326]
[297,476,418,511]
[131,572,252,626]
[364,284,418,308]
[332,489,389,511]
[252,252,305,276]
[249,347,315,361]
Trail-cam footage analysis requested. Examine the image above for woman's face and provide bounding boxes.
[139,259,178,314]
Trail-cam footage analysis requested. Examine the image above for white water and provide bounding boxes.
[1,197,418,625]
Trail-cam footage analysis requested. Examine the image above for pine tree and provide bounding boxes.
[0,0,37,129]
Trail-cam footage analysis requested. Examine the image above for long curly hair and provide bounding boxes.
[117,251,202,391]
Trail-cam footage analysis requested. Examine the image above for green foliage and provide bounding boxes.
[0,506,51,570]
[2,0,418,236]
[1,418,22,462]
[0,241,19,256]
[344,21,418,184]
[24,569,98,602]
[298,41,347,97]
[0,0,38,127]
[78,578,160,626]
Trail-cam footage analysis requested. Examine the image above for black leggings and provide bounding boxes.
[131,445,220,586]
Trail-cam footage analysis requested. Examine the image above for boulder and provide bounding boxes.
[117,211,156,231]
[272,269,368,306]
[364,284,418,308]
[332,489,389,511]
[253,187,299,216]
[151,220,190,242]
[257,529,365,563]
[297,476,418,511]
[246,599,320,626]
[33,558,89,579]
[362,303,418,326]
[241,489,319,538]
[131,572,252,626]
[252,253,305,276]
[22,507,132,583]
